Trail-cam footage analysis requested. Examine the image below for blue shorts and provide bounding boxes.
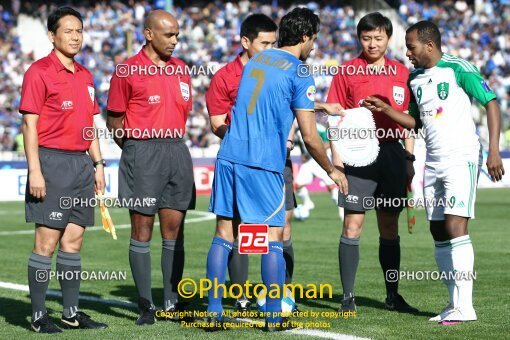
[209,159,285,227]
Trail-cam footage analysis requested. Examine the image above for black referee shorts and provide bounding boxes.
[119,138,196,215]
[338,141,406,213]
[25,147,95,229]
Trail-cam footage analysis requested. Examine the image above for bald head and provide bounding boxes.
[144,10,178,30]
[143,10,180,60]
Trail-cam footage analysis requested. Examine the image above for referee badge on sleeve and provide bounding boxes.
[393,86,405,105]
[88,86,95,104]
[180,81,190,101]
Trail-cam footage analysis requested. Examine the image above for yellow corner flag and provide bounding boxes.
[98,192,116,240]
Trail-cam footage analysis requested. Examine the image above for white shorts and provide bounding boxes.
[423,156,481,221]
[295,158,334,187]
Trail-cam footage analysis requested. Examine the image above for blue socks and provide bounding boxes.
[262,242,285,324]
[206,237,285,325]
[206,236,233,316]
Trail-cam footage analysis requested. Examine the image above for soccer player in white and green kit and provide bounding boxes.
[364,21,505,324]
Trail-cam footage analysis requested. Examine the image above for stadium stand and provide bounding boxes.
[0,1,509,157]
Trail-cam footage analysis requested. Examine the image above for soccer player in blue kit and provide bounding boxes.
[205,7,348,331]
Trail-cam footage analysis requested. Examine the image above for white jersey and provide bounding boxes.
[408,54,496,162]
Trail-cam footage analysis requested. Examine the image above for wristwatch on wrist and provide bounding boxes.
[405,154,416,162]
[93,159,106,167]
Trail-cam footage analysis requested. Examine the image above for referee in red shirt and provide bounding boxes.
[20,7,107,333]
[327,12,417,313]
[107,10,195,325]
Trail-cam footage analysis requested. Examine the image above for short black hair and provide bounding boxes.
[278,7,320,47]
[240,14,277,41]
[357,12,393,38]
[47,6,83,33]
[406,20,442,49]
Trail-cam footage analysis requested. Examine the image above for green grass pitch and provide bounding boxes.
[0,189,509,339]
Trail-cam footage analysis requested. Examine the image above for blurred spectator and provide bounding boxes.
[1,0,509,152]
[505,125,510,149]
[14,131,24,153]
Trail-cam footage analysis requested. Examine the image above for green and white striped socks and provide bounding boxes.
[450,235,474,310]
[435,235,474,310]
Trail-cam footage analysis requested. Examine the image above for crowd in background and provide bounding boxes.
[1,0,509,153]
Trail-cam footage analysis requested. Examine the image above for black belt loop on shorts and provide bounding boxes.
[38,146,87,155]
[125,138,183,143]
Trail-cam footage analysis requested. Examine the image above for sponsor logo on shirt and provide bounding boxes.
[421,108,435,117]
[61,101,74,110]
[306,85,316,101]
[148,95,161,104]
[434,106,443,119]
[393,86,405,105]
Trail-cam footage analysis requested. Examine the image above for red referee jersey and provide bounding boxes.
[205,54,243,125]
[107,47,192,138]
[327,54,410,142]
[19,50,100,151]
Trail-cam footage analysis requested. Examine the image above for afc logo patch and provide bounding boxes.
[61,101,74,110]
[148,95,161,104]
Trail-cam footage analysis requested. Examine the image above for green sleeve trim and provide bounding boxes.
[437,56,497,105]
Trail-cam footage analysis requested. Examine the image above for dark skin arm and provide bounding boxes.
[485,100,505,181]
[365,96,505,182]
[106,111,125,149]
[362,96,417,129]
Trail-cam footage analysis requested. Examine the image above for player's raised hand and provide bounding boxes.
[317,102,346,116]
[486,151,505,182]
[29,169,46,199]
[363,96,388,113]
[328,167,348,195]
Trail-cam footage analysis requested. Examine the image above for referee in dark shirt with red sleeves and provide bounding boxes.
[20,7,107,333]
[107,10,196,325]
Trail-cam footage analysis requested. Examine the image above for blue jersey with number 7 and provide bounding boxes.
[217,48,315,173]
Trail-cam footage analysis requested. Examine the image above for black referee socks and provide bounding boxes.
[283,239,294,284]
[28,252,52,321]
[129,239,153,304]
[162,239,184,310]
[379,236,401,298]
[228,240,248,299]
[339,236,360,297]
[56,250,81,318]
